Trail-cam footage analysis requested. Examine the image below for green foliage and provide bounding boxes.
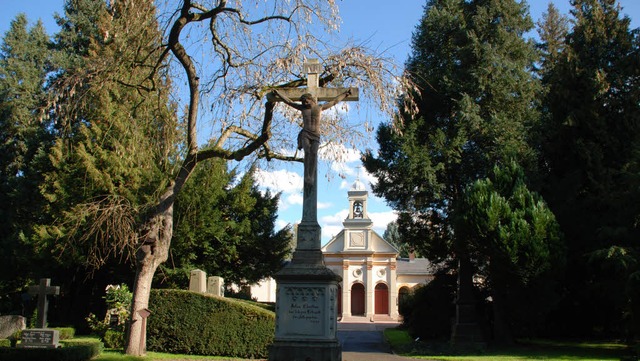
[0,13,54,301]
[35,0,178,269]
[458,161,563,286]
[102,330,123,350]
[163,162,292,287]
[456,160,563,340]
[0,340,9,348]
[399,272,456,340]
[147,289,274,359]
[0,340,103,361]
[364,0,542,264]
[87,284,131,349]
[539,0,640,338]
[383,221,412,258]
[53,327,76,340]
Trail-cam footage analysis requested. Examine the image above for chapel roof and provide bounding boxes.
[396,257,433,275]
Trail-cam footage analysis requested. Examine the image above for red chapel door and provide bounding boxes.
[375,283,389,315]
[351,283,365,316]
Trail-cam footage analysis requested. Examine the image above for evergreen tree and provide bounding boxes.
[457,160,563,341]
[536,3,569,79]
[383,221,411,258]
[36,0,177,270]
[0,14,53,303]
[540,0,640,338]
[364,0,544,342]
[162,160,291,288]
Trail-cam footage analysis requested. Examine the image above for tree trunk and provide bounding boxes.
[125,200,173,356]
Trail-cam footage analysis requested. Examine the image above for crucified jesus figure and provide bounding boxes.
[272,88,352,186]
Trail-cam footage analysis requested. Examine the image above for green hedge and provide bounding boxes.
[147,289,275,359]
[0,340,9,348]
[53,327,75,340]
[0,340,102,361]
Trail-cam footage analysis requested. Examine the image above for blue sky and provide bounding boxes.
[2,1,638,244]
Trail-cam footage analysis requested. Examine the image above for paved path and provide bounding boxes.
[338,321,416,361]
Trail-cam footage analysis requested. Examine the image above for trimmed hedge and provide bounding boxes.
[53,327,76,340]
[0,340,102,361]
[148,289,274,359]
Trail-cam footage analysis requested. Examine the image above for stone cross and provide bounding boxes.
[28,278,60,328]
[270,59,359,102]
[270,59,359,253]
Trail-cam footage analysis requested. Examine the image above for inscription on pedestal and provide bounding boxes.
[280,287,325,336]
[19,329,60,348]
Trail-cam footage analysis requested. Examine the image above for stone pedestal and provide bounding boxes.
[269,233,342,361]
[450,256,484,347]
[189,269,206,293]
[207,276,224,296]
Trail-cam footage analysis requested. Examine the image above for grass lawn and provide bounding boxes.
[96,350,263,361]
[384,329,636,361]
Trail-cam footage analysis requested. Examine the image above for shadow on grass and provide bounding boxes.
[385,329,637,360]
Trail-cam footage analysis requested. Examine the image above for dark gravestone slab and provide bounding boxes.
[19,328,60,348]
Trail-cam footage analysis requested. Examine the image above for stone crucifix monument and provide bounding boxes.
[268,59,358,361]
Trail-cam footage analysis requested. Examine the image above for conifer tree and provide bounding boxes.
[0,14,52,298]
[364,0,544,342]
[540,0,640,337]
[164,160,291,288]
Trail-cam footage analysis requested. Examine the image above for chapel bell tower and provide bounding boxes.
[343,177,373,250]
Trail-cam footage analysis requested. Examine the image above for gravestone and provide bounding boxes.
[107,309,120,328]
[21,278,61,348]
[27,278,59,328]
[268,59,359,361]
[18,328,60,348]
[207,276,224,297]
[189,269,207,293]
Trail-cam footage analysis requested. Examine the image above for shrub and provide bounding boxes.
[0,340,8,348]
[86,283,131,349]
[53,327,75,340]
[147,289,274,359]
[102,330,123,349]
[0,340,102,361]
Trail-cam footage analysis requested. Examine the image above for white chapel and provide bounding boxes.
[250,178,434,322]
[321,178,433,322]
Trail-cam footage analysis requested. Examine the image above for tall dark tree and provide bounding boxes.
[536,2,569,79]
[364,0,543,343]
[0,14,52,303]
[540,0,640,338]
[161,160,291,288]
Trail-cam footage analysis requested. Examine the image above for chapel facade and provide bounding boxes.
[321,179,433,322]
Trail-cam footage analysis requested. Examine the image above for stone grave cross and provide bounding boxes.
[270,59,359,252]
[28,278,60,328]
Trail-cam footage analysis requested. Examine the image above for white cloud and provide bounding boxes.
[286,193,303,206]
[254,168,303,194]
[319,142,361,163]
[276,219,290,230]
[322,225,343,242]
[318,201,332,209]
[369,210,398,235]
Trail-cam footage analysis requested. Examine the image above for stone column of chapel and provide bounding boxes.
[366,258,374,320]
[342,261,351,318]
[389,261,399,320]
